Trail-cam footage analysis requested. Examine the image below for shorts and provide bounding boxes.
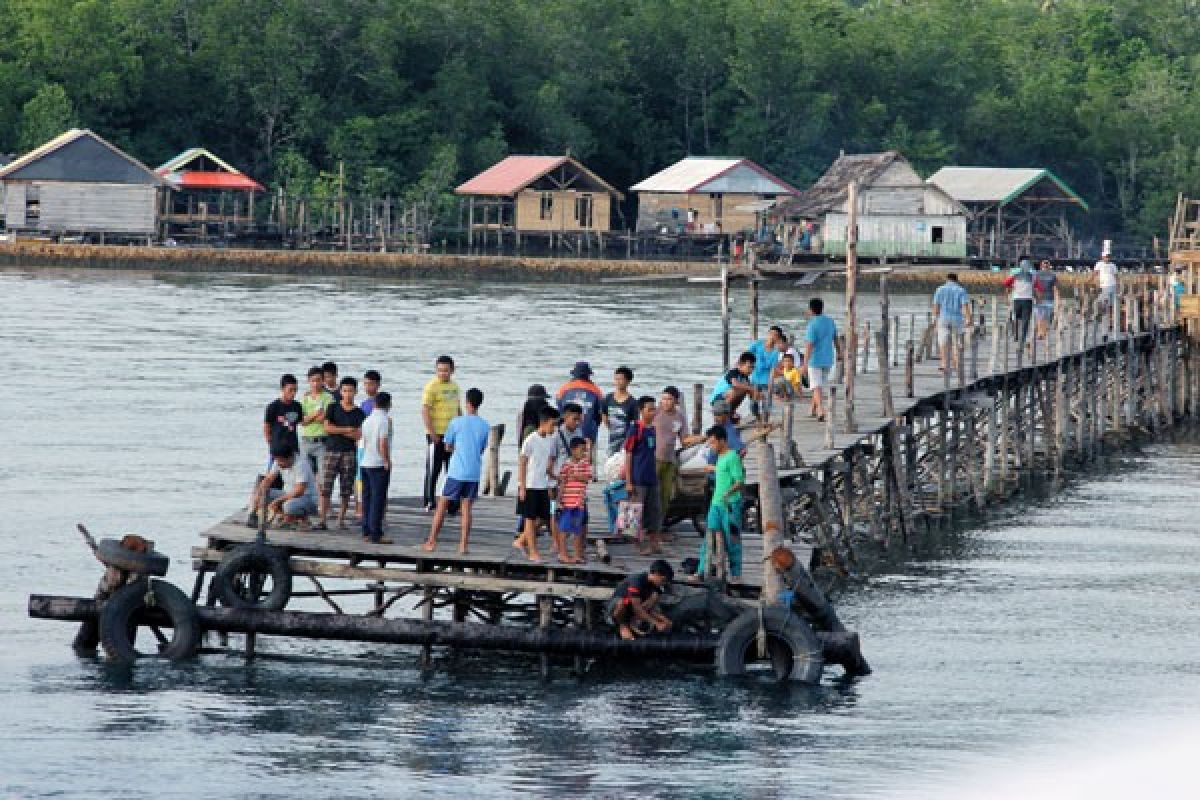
[320,450,356,499]
[557,506,586,536]
[517,488,552,520]
[1034,303,1054,322]
[442,477,479,501]
[267,488,317,517]
[807,365,831,389]
[1099,285,1117,307]
[632,484,663,533]
[937,320,964,347]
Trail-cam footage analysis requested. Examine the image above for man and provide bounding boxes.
[249,444,319,527]
[624,396,663,555]
[602,366,638,457]
[319,376,364,531]
[321,361,340,397]
[607,559,674,640]
[1094,252,1119,324]
[556,361,604,455]
[262,373,302,461]
[421,355,462,511]
[1006,257,1035,349]
[804,297,841,421]
[299,366,333,476]
[709,351,759,417]
[514,407,561,562]
[931,274,971,376]
[355,369,384,519]
[654,386,702,536]
[694,425,745,583]
[748,325,785,413]
[359,391,393,544]
[1033,260,1059,343]
[424,388,490,555]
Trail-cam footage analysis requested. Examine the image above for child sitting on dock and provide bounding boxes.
[607,559,674,640]
[515,406,561,562]
[776,352,804,400]
[556,437,593,563]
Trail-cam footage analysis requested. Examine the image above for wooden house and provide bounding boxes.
[630,157,799,235]
[156,148,264,239]
[927,167,1088,259]
[0,129,165,240]
[455,155,622,244]
[776,151,966,259]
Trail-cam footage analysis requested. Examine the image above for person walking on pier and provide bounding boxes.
[1094,253,1119,325]
[421,355,462,512]
[556,361,604,457]
[625,395,664,555]
[607,559,674,640]
[424,388,490,554]
[709,351,759,419]
[318,377,364,531]
[603,366,637,457]
[359,391,393,544]
[931,274,971,377]
[557,437,593,563]
[1034,260,1059,344]
[804,297,840,421]
[300,366,334,477]
[693,425,745,583]
[1006,258,1036,351]
[515,406,561,562]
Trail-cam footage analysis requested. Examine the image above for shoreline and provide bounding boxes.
[0,241,1105,291]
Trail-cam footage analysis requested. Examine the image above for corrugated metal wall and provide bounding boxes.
[37,183,156,234]
[4,184,25,228]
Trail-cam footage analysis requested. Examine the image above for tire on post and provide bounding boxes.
[214,543,292,611]
[714,606,824,683]
[95,538,170,577]
[99,579,199,664]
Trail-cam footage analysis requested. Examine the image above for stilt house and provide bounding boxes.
[156,148,264,239]
[631,157,799,235]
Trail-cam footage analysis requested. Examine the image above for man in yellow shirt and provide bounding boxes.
[421,355,461,511]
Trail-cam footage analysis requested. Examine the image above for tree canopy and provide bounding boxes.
[0,0,1197,242]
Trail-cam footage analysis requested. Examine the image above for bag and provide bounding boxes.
[616,500,643,541]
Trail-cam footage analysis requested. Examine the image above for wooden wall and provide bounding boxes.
[2,181,157,235]
[512,189,612,232]
[635,191,767,234]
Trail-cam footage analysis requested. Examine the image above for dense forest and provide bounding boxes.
[1,0,1197,243]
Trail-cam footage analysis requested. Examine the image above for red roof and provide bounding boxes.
[159,171,264,191]
[455,155,572,196]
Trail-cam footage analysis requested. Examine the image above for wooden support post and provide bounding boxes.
[757,443,786,605]
[421,587,435,670]
[481,424,506,497]
[861,322,871,375]
[965,410,984,510]
[825,388,836,450]
[985,389,999,493]
[1054,347,1067,477]
[875,330,895,418]
[834,334,847,385]
[720,264,730,370]
[781,402,797,468]
[905,340,915,398]
[957,332,967,390]
[893,316,900,368]
[538,594,553,680]
[844,181,858,433]
[692,383,704,435]
[749,278,760,341]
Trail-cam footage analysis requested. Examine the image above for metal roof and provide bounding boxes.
[156,147,264,191]
[780,151,903,218]
[0,128,166,185]
[455,155,621,197]
[927,167,1088,210]
[630,156,798,195]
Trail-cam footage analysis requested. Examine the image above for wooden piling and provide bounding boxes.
[875,330,895,418]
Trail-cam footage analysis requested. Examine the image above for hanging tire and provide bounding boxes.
[714,606,824,683]
[99,579,199,664]
[95,538,169,577]
[214,544,292,611]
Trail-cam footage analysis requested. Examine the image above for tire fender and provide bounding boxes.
[99,579,199,664]
[214,543,293,611]
[714,606,824,683]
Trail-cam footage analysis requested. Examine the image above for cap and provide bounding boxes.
[570,361,593,379]
[712,398,731,415]
[527,384,548,399]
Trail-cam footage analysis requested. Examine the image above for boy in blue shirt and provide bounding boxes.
[624,395,662,555]
[709,351,760,419]
[932,273,972,374]
[423,387,490,554]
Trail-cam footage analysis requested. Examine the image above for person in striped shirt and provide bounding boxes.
[557,438,593,563]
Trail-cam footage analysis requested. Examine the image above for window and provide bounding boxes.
[575,194,594,228]
[540,192,554,220]
[931,226,944,244]
[25,185,40,223]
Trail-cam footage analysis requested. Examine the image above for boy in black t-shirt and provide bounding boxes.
[607,559,674,640]
[318,376,365,531]
[263,373,302,459]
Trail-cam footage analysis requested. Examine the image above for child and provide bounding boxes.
[776,352,804,400]
[606,559,674,640]
[556,437,593,563]
[514,407,560,562]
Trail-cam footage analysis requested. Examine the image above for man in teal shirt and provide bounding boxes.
[932,273,972,374]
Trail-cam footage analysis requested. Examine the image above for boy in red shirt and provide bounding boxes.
[557,437,593,563]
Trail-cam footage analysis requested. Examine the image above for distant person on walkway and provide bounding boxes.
[248,443,319,528]
[625,396,663,555]
[603,366,638,457]
[424,388,490,555]
[557,437,593,564]
[709,351,760,418]
[421,355,461,512]
[693,425,745,583]
[514,406,561,562]
[518,384,552,446]
[321,361,340,397]
[1094,253,1119,319]
[359,391,393,544]
[607,560,674,640]
[1171,268,1186,311]
[1034,261,1059,342]
[931,274,971,376]
[556,361,604,455]
[300,366,333,477]
[804,297,841,421]
[1006,258,1036,349]
[355,369,383,521]
[654,386,703,537]
[318,377,364,530]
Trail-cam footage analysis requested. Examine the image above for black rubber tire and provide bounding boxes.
[99,579,199,664]
[95,539,169,577]
[214,543,292,611]
[714,606,824,683]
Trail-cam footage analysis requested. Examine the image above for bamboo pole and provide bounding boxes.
[757,443,786,605]
[844,181,859,434]
[905,340,915,398]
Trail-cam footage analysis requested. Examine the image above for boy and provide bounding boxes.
[355,369,383,519]
[321,361,340,397]
[246,374,302,527]
[1033,261,1058,343]
[249,444,319,527]
[694,425,745,583]
[359,391,393,544]
[624,395,662,555]
[422,355,462,511]
[602,366,638,457]
[607,559,674,640]
[424,388,490,555]
[556,437,593,564]
[748,324,785,414]
[804,297,841,421]
[319,376,364,531]
[931,275,971,375]
[299,366,333,476]
[776,352,804,400]
[654,386,702,536]
[709,351,759,417]
[514,407,560,562]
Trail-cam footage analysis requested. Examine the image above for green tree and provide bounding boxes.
[18,83,76,151]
